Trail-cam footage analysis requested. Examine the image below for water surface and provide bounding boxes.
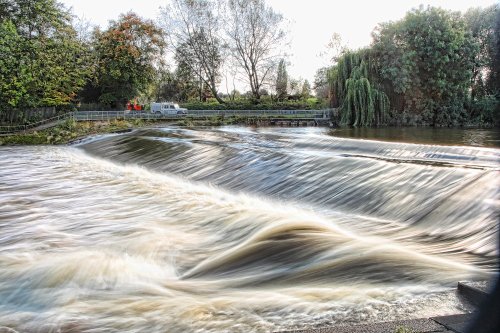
[329,127,500,147]
[0,126,498,332]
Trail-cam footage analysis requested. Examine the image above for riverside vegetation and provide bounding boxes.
[0,0,498,127]
[0,119,143,145]
[0,116,281,146]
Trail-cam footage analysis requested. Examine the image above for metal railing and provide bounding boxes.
[1,109,332,134]
[0,113,73,135]
[183,109,331,118]
[74,109,332,121]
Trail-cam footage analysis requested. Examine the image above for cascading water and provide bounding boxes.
[0,126,498,332]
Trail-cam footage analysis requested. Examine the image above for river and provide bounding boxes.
[0,126,498,332]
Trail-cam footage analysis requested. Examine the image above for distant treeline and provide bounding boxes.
[323,6,500,127]
[0,1,498,126]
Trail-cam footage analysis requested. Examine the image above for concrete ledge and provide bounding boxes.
[432,313,474,333]
[276,317,453,333]
[457,281,489,306]
[275,281,494,333]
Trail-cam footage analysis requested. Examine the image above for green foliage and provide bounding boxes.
[314,67,330,101]
[180,99,326,110]
[301,80,311,99]
[464,5,499,98]
[331,50,388,126]
[0,0,89,116]
[468,95,500,125]
[326,5,498,127]
[93,12,165,108]
[0,119,141,146]
[394,326,414,333]
[371,6,479,126]
[276,59,288,100]
[0,20,30,110]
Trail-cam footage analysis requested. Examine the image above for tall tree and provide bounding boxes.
[0,0,89,113]
[464,5,499,100]
[93,12,165,107]
[301,80,311,99]
[225,0,287,101]
[313,67,330,101]
[371,6,478,126]
[161,0,226,104]
[275,58,288,100]
[491,8,500,95]
[0,20,30,114]
[329,50,388,126]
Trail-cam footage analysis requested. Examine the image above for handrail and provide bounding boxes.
[0,112,74,134]
[1,109,332,134]
[74,109,331,119]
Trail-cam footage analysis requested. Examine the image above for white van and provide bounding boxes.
[150,102,188,115]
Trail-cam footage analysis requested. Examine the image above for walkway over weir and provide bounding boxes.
[74,109,331,121]
[1,109,333,135]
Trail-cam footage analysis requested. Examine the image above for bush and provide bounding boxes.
[180,98,328,111]
[469,95,499,126]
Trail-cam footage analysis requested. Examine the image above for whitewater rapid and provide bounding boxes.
[0,126,498,332]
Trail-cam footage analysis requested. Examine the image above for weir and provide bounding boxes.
[0,126,498,332]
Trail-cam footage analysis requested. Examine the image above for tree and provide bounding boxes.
[288,78,301,96]
[491,8,500,96]
[161,0,226,104]
[275,58,288,100]
[0,0,89,113]
[0,0,70,39]
[225,0,287,101]
[153,68,199,103]
[371,6,478,126]
[301,80,311,99]
[319,32,346,64]
[313,67,330,100]
[93,12,165,107]
[464,5,498,100]
[0,20,30,114]
[329,50,388,126]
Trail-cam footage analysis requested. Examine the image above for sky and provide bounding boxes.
[61,0,497,91]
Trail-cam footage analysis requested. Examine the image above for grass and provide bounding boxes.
[0,119,149,146]
[394,326,415,333]
[0,114,318,145]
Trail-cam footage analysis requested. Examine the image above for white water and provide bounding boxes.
[0,126,498,332]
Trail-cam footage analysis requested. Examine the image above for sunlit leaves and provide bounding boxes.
[93,12,165,107]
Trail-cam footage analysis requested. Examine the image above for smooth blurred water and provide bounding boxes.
[329,127,500,147]
[0,126,498,332]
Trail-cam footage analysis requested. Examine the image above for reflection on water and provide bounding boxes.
[0,126,498,332]
[329,127,500,147]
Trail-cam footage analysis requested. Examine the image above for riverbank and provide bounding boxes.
[0,119,168,146]
[0,116,309,146]
[2,117,499,147]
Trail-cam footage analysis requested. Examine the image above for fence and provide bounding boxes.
[73,109,332,121]
[0,113,73,135]
[0,107,61,125]
[1,109,333,134]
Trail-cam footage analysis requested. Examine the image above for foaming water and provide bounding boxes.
[0,126,498,332]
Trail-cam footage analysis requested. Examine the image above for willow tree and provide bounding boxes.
[329,50,389,126]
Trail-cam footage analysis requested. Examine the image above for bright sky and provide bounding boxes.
[61,0,496,91]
